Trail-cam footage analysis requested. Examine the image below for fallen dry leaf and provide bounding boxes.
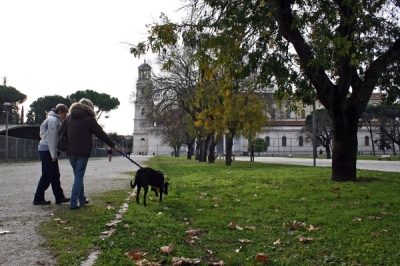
[172,257,201,265]
[134,259,161,266]
[64,227,74,230]
[371,232,380,237]
[255,253,269,263]
[124,249,148,260]
[160,243,174,254]
[209,260,224,266]
[307,225,320,231]
[273,239,281,245]
[245,226,257,230]
[296,235,314,242]
[352,217,362,221]
[380,211,392,215]
[234,246,243,253]
[105,205,115,210]
[186,229,200,235]
[184,238,195,245]
[229,220,237,229]
[292,221,306,227]
[54,218,61,222]
[238,239,253,243]
[58,220,69,224]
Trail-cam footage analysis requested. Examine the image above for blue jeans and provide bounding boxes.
[34,151,65,202]
[69,157,89,208]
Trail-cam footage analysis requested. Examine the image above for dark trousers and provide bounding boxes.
[34,150,65,202]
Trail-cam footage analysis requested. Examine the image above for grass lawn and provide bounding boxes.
[40,157,400,265]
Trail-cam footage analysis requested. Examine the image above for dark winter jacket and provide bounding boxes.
[62,102,115,158]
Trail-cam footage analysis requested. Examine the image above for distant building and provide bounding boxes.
[132,62,397,156]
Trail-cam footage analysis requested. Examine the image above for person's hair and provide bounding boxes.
[55,104,69,114]
[79,98,94,110]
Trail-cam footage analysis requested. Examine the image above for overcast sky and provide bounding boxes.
[0,0,185,135]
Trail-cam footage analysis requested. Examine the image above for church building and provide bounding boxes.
[132,62,398,157]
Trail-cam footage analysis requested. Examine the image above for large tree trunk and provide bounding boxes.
[197,139,207,162]
[207,133,216,163]
[225,135,234,166]
[331,110,358,181]
[324,144,331,159]
[186,135,195,160]
[175,145,181,157]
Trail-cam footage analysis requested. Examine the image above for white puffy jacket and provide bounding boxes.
[38,111,62,158]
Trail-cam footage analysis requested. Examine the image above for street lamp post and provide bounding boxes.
[4,102,11,162]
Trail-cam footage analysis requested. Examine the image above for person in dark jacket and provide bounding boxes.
[64,98,117,210]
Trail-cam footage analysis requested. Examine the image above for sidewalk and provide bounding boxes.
[0,155,148,266]
[234,156,400,173]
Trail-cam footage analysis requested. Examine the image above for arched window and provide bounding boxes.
[299,136,304,146]
[265,136,270,146]
[282,136,287,147]
[365,136,370,146]
[141,108,145,115]
[286,110,291,118]
[271,109,276,119]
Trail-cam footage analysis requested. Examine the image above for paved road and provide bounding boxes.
[0,155,149,266]
[235,156,400,173]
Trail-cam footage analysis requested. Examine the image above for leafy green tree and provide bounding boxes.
[69,90,120,120]
[250,138,268,156]
[0,85,27,124]
[27,95,72,124]
[131,1,400,181]
[26,109,35,124]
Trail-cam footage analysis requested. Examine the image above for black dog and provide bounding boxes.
[130,167,169,206]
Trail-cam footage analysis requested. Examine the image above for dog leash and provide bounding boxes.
[117,150,142,168]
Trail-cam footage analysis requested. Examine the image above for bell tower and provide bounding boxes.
[133,60,152,155]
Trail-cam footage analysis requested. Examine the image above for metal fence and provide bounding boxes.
[0,136,109,162]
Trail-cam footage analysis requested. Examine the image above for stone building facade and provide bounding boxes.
[132,63,398,156]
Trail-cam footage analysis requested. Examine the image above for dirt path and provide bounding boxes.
[0,155,149,266]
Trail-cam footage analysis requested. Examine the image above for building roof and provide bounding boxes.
[0,124,41,141]
[138,61,151,69]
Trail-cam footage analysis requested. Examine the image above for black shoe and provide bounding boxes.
[56,197,70,204]
[70,206,81,210]
[33,200,51,205]
[82,200,90,206]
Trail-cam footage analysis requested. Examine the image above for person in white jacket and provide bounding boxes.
[33,104,70,205]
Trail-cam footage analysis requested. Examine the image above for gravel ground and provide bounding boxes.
[0,155,149,266]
